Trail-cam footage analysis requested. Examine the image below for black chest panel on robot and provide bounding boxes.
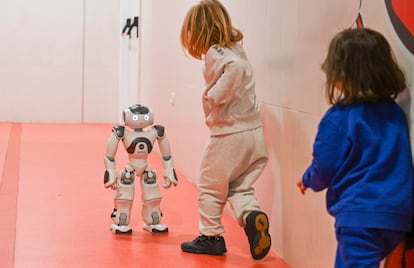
[127,137,153,154]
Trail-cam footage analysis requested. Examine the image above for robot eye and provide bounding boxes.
[144,115,150,121]
[132,115,139,121]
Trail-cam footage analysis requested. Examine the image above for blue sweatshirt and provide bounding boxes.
[302,98,414,231]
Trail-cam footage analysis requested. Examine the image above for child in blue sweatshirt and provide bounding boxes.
[297,28,414,268]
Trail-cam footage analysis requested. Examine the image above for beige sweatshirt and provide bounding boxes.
[202,44,262,136]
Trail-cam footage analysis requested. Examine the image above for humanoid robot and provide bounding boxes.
[104,104,178,234]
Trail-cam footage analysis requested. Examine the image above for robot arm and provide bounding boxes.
[154,125,178,189]
[103,126,124,189]
[162,155,178,188]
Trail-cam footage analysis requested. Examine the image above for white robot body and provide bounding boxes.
[104,104,178,234]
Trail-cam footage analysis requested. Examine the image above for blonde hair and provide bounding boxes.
[180,0,243,59]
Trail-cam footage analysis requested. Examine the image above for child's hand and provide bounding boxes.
[297,180,307,195]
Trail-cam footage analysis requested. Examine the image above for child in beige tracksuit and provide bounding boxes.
[180,0,271,260]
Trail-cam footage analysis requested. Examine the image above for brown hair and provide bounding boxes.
[321,28,406,105]
[180,0,243,59]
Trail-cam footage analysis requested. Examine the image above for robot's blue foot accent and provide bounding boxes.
[143,223,168,233]
[110,224,132,234]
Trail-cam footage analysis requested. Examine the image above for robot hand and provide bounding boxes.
[163,167,178,189]
[162,157,178,189]
[104,169,118,189]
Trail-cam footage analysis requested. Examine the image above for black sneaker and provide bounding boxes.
[244,211,272,260]
[181,235,227,255]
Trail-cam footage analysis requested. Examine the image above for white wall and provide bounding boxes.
[0,0,121,123]
[139,0,209,205]
[83,0,121,123]
[1,1,413,267]
[0,0,84,122]
[137,0,339,266]
[138,1,414,267]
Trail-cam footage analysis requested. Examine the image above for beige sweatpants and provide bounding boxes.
[197,126,268,236]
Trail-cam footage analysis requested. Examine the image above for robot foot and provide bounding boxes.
[110,224,133,235]
[143,223,168,233]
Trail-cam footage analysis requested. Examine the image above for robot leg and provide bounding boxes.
[110,169,135,234]
[141,169,168,233]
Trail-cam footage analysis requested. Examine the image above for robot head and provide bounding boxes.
[123,104,154,129]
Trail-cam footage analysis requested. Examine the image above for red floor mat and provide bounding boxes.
[0,123,290,268]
